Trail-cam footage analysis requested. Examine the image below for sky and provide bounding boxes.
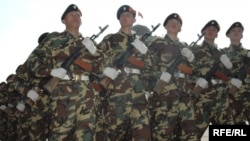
[0,0,250,82]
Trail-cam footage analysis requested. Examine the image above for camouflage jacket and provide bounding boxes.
[149,35,191,80]
[221,44,250,83]
[97,30,154,91]
[26,31,103,80]
[191,41,231,84]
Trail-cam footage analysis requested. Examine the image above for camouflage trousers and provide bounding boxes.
[229,84,250,125]
[49,80,97,141]
[151,87,197,141]
[195,83,234,139]
[104,90,151,141]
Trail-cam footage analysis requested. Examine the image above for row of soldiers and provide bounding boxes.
[1,3,250,141]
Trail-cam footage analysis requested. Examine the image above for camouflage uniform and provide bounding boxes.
[12,62,51,141]
[4,74,20,141]
[0,82,7,141]
[222,45,250,124]
[97,5,153,141]
[26,24,104,141]
[221,22,250,125]
[191,20,234,139]
[149,35,197,141]
[98,30,153,141]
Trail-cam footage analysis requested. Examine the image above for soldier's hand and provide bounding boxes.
[193,86,203,98]
[228,85,238,97]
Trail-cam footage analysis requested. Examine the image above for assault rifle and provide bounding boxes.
[153,34,204,94]
[166,32,205,76]
[113,23,160,69]
[43,25,109,94]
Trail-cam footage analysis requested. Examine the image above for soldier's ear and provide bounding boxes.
[62,19,65,24]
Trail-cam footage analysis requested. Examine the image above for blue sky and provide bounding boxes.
[0,0,250,81]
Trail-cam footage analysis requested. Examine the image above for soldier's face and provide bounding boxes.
[227,27,243,40]
[63,11,82,28]
[165,19,181,33]
[204,26,218,39]
[119,12,136,27]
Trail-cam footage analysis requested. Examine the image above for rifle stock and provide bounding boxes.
[43,25,109,94]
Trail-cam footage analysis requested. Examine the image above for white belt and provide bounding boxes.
[211,79,223,85]
[124,67,141,74]
[174,72,185,78]
[63,74,89,81]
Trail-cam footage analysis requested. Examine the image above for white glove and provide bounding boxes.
[82,37,97,55]
[230,78,242,89]
[0,105,7,110]
[181,48,194,62]
[220,54,232,69]
[50,67,67,79]
[27,89,39,102]
[103,67,119,80]
[160,72,172,83]
[131,38,148,54]
[196,77,208,89]
[16,102,25,112]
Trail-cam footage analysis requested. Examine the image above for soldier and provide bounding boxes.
[26,4,102,140]
[9,32,51,141]
[97,4,153,141]
[149,13,197,141]
[221,22,250,125]
[191,20,234,139]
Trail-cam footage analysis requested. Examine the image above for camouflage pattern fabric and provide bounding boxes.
[221,45,250,124]
[0,82,8,141]
[149,35,197,141]
[98,31,153,141]
[191,41,234,139]
[5,75,19,141]
[26,31,102,141]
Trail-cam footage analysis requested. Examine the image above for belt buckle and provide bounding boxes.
[74,74,80,81]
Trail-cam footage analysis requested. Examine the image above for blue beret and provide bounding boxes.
[117,5,136,19]
[226,22,244,35]
[61,4,82,20]
[201,20,220,33]
[163,13,182,26]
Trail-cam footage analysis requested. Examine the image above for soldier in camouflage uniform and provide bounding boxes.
[8,32,51,141]
[0,81,7,141]
[97,5,153,141]
[191,20,234,139]
[4,74,20,141]
[221,22,250,125]
[149,13,198,141]
[26,4,103,141]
